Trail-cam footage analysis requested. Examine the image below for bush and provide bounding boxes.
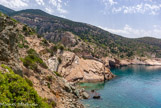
[21,49,48,70]
[37,34,42,38]
[54,71,61,77]
[41,39,49,46]
[25,78,33,87]
[23,25,35,35]
[23,25,28,31]
[58,57,62,64]
[59,45,64,51]
[18,43,24,48]
[126,51,134,57]
[0,65,52,108]
[50,46,58,52]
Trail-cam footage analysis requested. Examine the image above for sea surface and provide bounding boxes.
[81,65,161,108]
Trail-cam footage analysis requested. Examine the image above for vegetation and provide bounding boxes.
[23,25,36,35]
[0,64,52,108]
[53,71,61,77]
[6,9,160,58]
[59,45,64,51]
[1,6,161,58]
[58,57,62,64]
[18,34,29,49]
[50,46,58,52]
[21,49,48,70]
[11,18,17,23]
[41,39,49,46]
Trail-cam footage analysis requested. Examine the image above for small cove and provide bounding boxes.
[81,65,161,108]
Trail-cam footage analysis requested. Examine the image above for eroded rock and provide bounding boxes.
[58,51,115,82]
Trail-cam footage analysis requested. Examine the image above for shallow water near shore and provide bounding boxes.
[81,65,161,108]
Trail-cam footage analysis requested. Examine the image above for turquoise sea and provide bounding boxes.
[81,65,161,108]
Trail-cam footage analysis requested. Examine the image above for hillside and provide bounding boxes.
[0,4,15,15]
[0,11,87,108]
[0,5,161,59]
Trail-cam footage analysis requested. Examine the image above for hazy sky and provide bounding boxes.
[0,0,161,38]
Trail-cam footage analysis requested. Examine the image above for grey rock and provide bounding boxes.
[82,92,89,99]
[64,83,72,92]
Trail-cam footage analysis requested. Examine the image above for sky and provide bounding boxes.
[0,0,161,39]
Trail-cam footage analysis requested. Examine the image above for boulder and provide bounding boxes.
[47,56,59,72]
[82,92,89,99]
[93,95,101,99]
[64,82,72,92]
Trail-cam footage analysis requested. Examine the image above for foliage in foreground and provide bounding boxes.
[0,64,52,108]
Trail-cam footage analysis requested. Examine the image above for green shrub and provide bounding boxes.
[24,45,29,49]
[23,25,28,31]
[1,64,14,73]
[51,101,56,107]
[41,39,49,46]
[11,18,17,23]
[59,45,64,51]
[25,78,33,87]
[54,71,61,77]
[27,48,38,55]
[47,82,50,89]
[0,65,52,108]
[18,43,24,48]
[50,46,58,52]
[58,57,62,64]
[21,49,48,70]
[37,34,42,38]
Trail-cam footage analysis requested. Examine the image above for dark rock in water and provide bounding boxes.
[93,95,101,99]
[91,90,95,93]
[93,95,100,99]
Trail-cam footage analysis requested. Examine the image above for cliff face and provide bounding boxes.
[56,51,114,82]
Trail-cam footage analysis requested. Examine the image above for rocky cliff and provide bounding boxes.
[47,51,114,83]
[0,12,86,108]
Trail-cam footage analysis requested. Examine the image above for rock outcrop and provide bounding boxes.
[105,57,161,68]
[48,56,59,72]
[50,51,115,82]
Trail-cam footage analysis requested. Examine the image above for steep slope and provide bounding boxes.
[0,5,161,58]
[0,12,85,108]
[0,4,15,15]
[2,8,160,58]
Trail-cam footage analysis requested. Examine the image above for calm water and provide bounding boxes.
[81,65,161,108]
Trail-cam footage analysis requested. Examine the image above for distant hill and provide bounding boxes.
[0,4,15,15]
[0,5,161,58]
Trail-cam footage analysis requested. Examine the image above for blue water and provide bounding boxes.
[81,65,161,108]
